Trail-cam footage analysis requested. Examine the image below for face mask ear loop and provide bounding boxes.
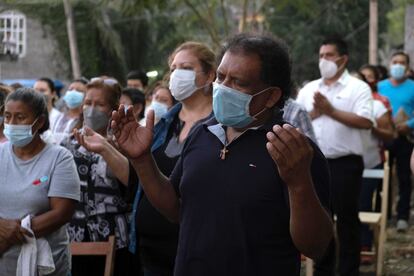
[198,82,213,95]
[106,117,114,140]
[335,56,346,74]
[30,117,41,136]
[248,87,275,118]
[194,70,215,94]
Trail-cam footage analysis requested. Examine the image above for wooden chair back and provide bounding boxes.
[70,236,116,276]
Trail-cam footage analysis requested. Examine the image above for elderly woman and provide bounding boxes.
[61,78,131,275]
[0,88,80,275]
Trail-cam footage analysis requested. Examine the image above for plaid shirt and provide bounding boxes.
[282,98,317,144]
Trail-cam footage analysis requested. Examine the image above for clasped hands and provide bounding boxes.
[310,92,335,119]
[0,218,32,255]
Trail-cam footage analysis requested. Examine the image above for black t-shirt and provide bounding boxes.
[170,117,331,276]
[129,113,212,271]
[135,116,181,270]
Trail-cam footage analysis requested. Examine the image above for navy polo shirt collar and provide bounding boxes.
[205,108,284,144]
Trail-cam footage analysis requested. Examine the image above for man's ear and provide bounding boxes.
[341,55,349,66]
[265,87,282,108]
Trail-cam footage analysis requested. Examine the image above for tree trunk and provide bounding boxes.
[63,0,81,79]
[405,5,414,69]
[239,0,249,33]
[369,0,378,65]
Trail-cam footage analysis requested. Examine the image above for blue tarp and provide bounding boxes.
[1,79,65,93]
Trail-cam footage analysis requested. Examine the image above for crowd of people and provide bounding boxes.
[0,32,414,276]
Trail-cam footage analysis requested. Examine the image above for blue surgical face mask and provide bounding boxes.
[63,90,84,109]
[3,118,39,147]
[212,82,271,128]
[390,64,406,80]
[151,100,169,119]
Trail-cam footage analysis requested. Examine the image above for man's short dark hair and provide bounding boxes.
[6,87,50,133]
[122,88,146,119]
[127,70,149,87]
[321,36,349,56]
[219,33,292,109]
[391,51,410,66]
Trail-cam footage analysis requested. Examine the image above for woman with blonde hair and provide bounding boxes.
[74,41,216,275]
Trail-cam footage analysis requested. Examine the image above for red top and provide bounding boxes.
[372,92,392,163]
[372,92,392,112]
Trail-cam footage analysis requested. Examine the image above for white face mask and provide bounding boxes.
[169,69,199,101]
[319,58,339,79]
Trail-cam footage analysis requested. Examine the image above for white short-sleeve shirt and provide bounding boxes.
[361,100,388,168]
[296,70,374,158]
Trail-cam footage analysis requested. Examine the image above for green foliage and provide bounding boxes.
[264,0,392,84]
[3,0,406,85]
[386,0,414,47]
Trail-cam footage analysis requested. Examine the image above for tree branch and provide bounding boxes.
[182,0,221,48]
[220,0,229,36]
[239,0,249,33]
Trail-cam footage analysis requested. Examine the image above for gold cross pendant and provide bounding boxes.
[220,146,229,160]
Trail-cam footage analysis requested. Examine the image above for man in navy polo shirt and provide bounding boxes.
[111,34,333,276]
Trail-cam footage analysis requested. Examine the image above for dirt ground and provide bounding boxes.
[301,172,414,276]
[300,222,414,275]
[371,222,414,276]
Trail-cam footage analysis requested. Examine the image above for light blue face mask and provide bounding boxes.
[390,64,406,80]
[63,90,84,109]
[212,82,271,128]
[4,118,39,147]
[151,100,169,119]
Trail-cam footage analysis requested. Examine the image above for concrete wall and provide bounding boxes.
[405,5,414,70]
[0,10,70,81]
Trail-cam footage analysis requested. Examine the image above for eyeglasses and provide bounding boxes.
[90,77,118,86]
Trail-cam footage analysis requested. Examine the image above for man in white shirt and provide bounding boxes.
[297,37,373,276]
